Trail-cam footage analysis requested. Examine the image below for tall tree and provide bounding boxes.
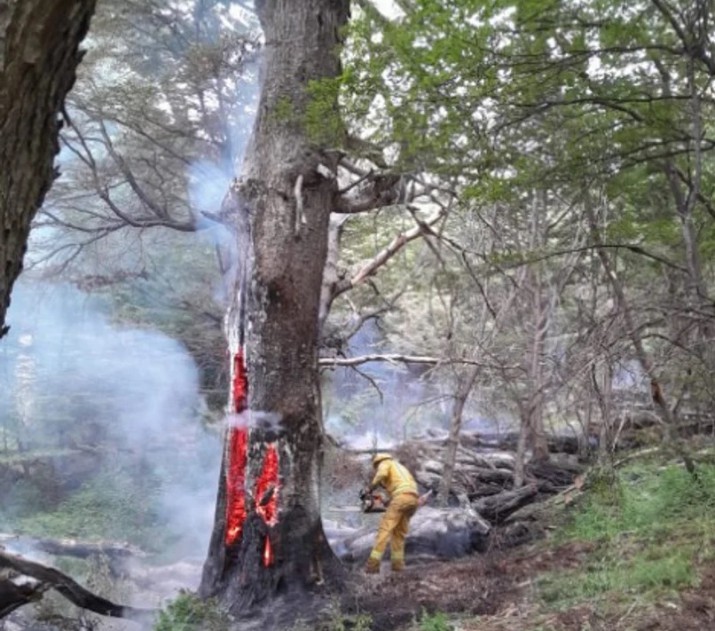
[0,0,96,337]
[199,0,350,618]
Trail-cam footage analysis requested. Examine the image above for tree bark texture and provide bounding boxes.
[200,0,350,618]
[0,0,95,338]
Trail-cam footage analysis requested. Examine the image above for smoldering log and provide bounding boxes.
[0,550,155,621]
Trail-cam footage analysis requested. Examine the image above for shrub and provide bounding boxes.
[154,593,229,631]
[419,610,453,631]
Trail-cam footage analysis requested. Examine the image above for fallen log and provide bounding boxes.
[334,506,491,563]
[472,484,539,524]
[0,533,146,561]
[0,550,155,621]
[526,459,582,488]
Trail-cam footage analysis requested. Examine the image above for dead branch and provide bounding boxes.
[0,550,155,621]
[319,354,515,369]
[330,208,446,301]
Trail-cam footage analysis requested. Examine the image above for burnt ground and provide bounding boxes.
[346,539,715,631]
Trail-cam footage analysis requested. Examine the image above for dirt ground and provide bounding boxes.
[349,540,715,631]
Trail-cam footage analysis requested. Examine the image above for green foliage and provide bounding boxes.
[272,95,298,126]
[539,463,715,607]
[0,477,49,521]
[565,464,715,544]
[418,610,453,631]
[154,593,229,631]
[13,467,165,550]
[305,77,345,147]
[539,546,696,606]
[296,600,373,631]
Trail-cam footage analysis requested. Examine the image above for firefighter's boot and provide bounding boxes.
[365,558,380,574]
[391,560,405,572]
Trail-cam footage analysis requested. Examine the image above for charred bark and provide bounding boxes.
[200,0,350,619]
[0,0,95,338]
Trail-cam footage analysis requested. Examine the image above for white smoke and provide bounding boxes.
[0,282,220,561]
[226,410,283,431]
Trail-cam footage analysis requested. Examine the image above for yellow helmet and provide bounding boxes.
[372,452,392,467]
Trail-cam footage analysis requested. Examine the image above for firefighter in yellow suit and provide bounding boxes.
[365,453,420,574]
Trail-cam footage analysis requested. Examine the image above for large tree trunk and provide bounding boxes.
[200,0,350,620]
[0,0,96,338]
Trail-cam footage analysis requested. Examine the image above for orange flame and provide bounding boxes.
[225,350,249,546]
[263,536,274,567]
[232,350,248,412]
[224,350,281,563]
[255,443,280,566]
[225,427,248,546]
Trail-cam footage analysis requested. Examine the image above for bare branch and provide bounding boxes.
[331,208,446,300]
[319,354,516,369]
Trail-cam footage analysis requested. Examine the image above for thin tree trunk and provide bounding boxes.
[526,192,550,462]
[200,0,350,619]
[584,190,696,475]
[0,0,96,337]
[438,365,479,506]
[513,411,529,488]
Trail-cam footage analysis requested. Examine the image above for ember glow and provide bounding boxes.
[225,426,248,545]
[224,350,281,564]
[255,444,279,525]
[263,536,274,567]
[255,443,280,566]
[232,350,248,412]
[225,350,248,546]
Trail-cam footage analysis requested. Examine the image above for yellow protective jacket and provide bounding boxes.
[371,458,417,498]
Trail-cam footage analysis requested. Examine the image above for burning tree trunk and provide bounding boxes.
[0,0,96,338]
[200,0,349,617]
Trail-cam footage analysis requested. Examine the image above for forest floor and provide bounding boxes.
[350,454,715,631]
[354,540,715,631]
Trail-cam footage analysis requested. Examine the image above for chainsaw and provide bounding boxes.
[358,488,434,513]
[359,488,389,513]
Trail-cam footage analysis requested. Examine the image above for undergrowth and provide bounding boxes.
[154,593,229,631]
[9,468,167,550]
[537,462,715,608]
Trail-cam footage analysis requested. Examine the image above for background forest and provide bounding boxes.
[4,0,715,548]
[1,0,715,628]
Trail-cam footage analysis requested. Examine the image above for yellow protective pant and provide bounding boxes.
[368,493,419,568]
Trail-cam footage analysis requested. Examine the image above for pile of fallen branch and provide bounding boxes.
[329,431,587,564]
[395,431,585,526]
